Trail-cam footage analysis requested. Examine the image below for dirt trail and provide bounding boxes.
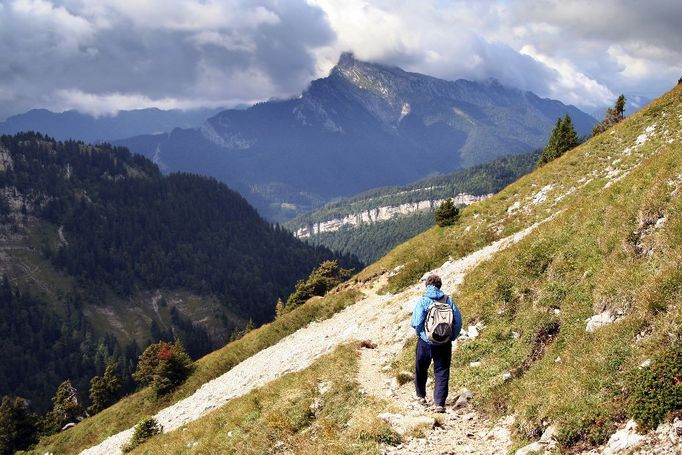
[80,217,554,455]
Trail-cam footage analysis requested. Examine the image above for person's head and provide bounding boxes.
[425,274,442,289]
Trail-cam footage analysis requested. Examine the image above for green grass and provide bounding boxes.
[31,289,361,455]
[385,85,682,449]
[128,344,398,455]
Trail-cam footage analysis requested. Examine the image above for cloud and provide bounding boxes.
[309,0,682,110]
[0,0,334,119]
[0,0,680,119]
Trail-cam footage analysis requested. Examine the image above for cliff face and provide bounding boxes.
[294,193,489,238]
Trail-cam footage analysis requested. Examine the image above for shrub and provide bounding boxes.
[122,416,162,453]
[629,342,682,430]
[132,341,193,397]
[434,198,459,227]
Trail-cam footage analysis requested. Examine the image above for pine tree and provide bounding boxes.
[0,396,37,455]
[537,114,579,166]
[281,260,353,312]
[593,94,627,135]
[46,380,85,431]
[132,341,193,396]
[88,364,123,415]
[434,198,460,226]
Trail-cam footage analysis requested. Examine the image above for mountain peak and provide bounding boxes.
[337,52,357,68]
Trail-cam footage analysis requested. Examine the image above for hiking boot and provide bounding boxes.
[414,396,427,406]
[434,405,446,413]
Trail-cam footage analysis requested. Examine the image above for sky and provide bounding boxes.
[0,0,681,119]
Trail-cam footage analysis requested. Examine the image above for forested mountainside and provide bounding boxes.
[289,151,540,263]
[0,107,221,143]
[116,53,594,222]
[0,132,359,411]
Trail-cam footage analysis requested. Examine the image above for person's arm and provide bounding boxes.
[411,298,426,334]
[448,296,463,339]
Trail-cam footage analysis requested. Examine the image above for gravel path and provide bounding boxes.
[80,216,554,455]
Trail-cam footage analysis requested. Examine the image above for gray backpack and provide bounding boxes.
[425,295,453,344]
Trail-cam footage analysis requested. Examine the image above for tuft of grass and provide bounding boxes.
[121,416,162,453]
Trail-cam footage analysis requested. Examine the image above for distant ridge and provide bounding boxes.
[116,53,596,221]
[0,107,221,142]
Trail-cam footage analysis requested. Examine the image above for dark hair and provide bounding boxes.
[425,274,442,289]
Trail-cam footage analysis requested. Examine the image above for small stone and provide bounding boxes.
[469,361,481,368]
[586,310,616,333]
[639,359,652,369]
[227,431,233,437]
[467,325,480,339]
[454,390,474,409]
[512,331,520,339]
[502,372,512,382]
[555,356,561,363]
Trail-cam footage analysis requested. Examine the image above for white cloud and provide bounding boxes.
[520,45,615,108]
[53,89,245,116]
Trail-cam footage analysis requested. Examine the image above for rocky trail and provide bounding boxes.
[79,210,681,455]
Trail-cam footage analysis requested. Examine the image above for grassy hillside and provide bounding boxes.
[34,84,682,454]
[31,289,361,454]
[379,85,682,449]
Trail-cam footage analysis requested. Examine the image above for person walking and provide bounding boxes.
[411,274,462,413]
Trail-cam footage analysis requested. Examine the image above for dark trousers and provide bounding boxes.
[415,337,452,406]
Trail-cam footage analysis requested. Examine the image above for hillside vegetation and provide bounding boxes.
[31,85,682,454]
[290,151,539,263]
[0,133,359,412]
[377,85,682,449]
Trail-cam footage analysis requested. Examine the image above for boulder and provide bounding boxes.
[453,389,473,409]
[514,425,556,455]
[604,420,645,455]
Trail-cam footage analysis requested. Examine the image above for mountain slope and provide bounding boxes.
[117,53,595,221]
[0,107,221,143]
[288,150,539,263]
[36,83,682,455]
[0,133,359,411]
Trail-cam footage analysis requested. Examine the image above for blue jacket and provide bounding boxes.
[411,285,462,344]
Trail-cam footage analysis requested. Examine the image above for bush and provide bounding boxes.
[132,341,193,396]
[122,416,162,453]
[629,342,682,430]
[434,198,459,227]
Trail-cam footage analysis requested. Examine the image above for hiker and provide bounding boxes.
[411,274,462,413]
